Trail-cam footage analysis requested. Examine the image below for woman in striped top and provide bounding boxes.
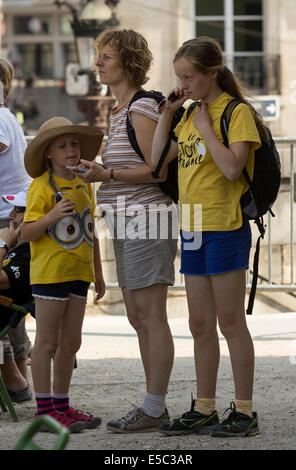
[70,29,178,433]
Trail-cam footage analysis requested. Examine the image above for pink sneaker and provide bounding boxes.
[64,407,102,429]
[35,410,84,433]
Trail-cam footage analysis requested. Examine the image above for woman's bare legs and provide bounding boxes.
[122,284,174,395]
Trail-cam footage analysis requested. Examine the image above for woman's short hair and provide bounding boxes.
[0,57,14,101]
[95,29,153,88]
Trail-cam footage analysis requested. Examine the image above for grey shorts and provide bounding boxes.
[105,211,178,290]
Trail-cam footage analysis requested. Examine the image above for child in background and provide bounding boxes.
[0,57,31,229]
[22,117,105,433]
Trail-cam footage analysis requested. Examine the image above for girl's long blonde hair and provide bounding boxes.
[174,37,266,140]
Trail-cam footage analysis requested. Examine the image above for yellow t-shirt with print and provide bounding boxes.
[174,92,261,231]
[24,172,96,284]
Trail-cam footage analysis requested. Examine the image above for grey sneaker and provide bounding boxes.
[7,386,32,403]
[107,406,170,433]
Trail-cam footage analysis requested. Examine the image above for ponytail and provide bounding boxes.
[217,66,267,141]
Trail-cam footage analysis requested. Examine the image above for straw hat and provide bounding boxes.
[24,117,104,178]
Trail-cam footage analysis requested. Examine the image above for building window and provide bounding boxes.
[194,0,280,94]
[15,44,53,78]
[195,0,224,16]
[233,0,262,15]
[234,20,263,52]
[62,43,77,66]
[195,20,225,50]
[13,16,52,35]
[59,14,73,35]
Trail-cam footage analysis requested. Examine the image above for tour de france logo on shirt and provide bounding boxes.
[178,132,207,170]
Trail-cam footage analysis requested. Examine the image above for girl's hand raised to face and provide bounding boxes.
[46,198,76,224]
[192,101,213,134]
[158,87,187,114]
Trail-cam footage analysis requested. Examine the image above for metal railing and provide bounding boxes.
[247,137,296,293]
[25,136,296,293]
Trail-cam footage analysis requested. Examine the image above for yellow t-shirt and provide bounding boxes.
[174,92,261,231]
[24,172,96,284]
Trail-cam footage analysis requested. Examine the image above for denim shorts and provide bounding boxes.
[32,280,90,301]
[180,216,252,276]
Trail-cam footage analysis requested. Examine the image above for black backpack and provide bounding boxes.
[127,90,185,203]
[155,98,281,315]
[220,98,281,315]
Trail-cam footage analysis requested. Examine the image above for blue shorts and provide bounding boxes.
[32,280,90,301]
[180,217,252,276]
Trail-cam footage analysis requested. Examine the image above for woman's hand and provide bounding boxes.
[192,102,213,134]
[45,198,76,224]
[95,272,105,301]
[69,160,111,183]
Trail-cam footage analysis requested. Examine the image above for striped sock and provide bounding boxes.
[235,399,253,418]
[194,398,216,416]
[35,393,54,416]
[53,393,70,413]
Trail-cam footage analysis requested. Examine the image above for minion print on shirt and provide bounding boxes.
[48,184,94,250]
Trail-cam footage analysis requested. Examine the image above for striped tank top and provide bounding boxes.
[97,97,172,214]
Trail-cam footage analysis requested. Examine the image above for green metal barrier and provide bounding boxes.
[13,415,70,450]
[0,296,30,423]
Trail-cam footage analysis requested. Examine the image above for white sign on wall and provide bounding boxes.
[251,96,280,121]
[65,63,89,97]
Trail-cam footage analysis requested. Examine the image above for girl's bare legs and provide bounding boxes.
[53,295,86,394]
[185,275,220,398]
[213,269,254,400]
[31,295,86,395]
[31,298,66,393]
[185,269,254,401]
[122,284,174,395]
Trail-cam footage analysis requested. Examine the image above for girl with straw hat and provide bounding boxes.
[21,117,105,432]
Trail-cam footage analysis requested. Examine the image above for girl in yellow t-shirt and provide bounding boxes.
[152,36,263,438]
[21,117,105,432]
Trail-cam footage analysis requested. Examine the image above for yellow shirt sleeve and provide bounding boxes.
[228,103,261,151]
[24,179,51,222]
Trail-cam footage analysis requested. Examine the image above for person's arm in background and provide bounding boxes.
[0,222,22,290]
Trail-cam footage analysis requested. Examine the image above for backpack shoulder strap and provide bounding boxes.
[220,99,242,147]
[220,99,254,187]
[126,90,164,161]
[185,101,198,121]
[246,216,266,315]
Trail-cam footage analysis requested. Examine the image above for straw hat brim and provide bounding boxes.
[24,125,104,178]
